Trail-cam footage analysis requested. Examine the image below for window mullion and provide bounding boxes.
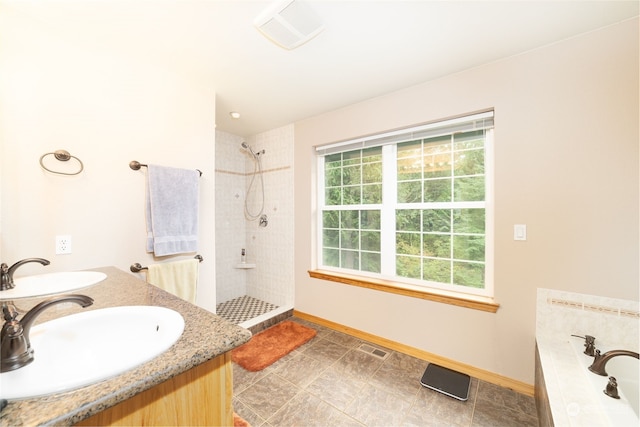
[449,135,455,285]
[380,144,396,275]
[316,155,325,270]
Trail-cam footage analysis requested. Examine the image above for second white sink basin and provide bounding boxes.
[0,305,184,400]
[1,271,107,300]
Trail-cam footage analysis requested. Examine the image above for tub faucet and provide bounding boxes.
[583,335,596,356]
[588,349,640,376]
[572,334,597,356]
[0,294,94,372]
[1,258,50,291]
[604,376,620,399]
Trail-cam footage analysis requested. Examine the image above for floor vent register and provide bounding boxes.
[356,343,390,360]
[420,363,471,401]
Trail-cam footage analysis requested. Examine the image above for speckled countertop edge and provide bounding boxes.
[0,266,252,427]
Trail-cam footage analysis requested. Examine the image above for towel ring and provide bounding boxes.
[39,150,84,176]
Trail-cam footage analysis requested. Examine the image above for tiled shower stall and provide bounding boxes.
[215,126,295,331]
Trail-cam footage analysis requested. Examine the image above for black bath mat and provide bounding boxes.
[420,363,471,401]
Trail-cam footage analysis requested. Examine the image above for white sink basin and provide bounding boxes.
[0,271,107,300]
[0,305,184,400]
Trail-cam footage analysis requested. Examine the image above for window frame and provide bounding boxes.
[314,111,495,300]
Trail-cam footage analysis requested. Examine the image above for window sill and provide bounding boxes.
[308,270,499,313]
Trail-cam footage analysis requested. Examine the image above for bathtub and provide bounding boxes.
[535,288,639,427]
[568,337,638,424]
[536,334,639,426]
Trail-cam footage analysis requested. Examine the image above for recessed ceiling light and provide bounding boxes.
[230,111,241,119]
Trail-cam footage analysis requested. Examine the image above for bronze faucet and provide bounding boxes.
[604,376,620,399]
[0,258,50,291]
[1,294,94,372]
[588,348,639,376]
[572,334,597,356]
[583,335,596,356]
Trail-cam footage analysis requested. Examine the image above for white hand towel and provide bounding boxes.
[146,259,199,303]
[146,164,199,256]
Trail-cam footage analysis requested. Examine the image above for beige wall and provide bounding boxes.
[294,18,639,385]
[0,6,218,312]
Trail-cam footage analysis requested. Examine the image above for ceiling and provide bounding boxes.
[4,1,639,137]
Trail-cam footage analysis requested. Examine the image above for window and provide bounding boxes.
[316,111,494,297]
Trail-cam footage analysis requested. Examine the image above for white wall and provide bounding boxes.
[294,19,639,385]
[244,125,295,308]
[215,126,295,310]
[215,130,248,303]
[216,126,294,310]
[0,6,218,313]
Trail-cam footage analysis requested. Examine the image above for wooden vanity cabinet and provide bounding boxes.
[76,353,233,426]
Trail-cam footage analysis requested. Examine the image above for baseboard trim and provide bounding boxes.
[293,310,534,397]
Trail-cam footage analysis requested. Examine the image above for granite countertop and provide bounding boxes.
[0,266,252,426]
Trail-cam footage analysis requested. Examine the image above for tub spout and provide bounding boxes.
[588,349,639,376]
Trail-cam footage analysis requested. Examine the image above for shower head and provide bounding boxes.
[241,142,265,159]
[241,141,257,158]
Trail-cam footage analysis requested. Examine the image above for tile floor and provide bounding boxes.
[233,317,539,427]
[217,295,279,325]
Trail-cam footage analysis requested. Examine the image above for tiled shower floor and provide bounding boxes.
[216,295,279,324]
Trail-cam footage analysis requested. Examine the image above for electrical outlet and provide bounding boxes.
[56,235,72,254]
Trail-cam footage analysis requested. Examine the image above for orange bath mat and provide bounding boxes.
[233,412,251,427]
[231,321,317,371]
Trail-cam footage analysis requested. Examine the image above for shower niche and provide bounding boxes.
[214,129,295,333]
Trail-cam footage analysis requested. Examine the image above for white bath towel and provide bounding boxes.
[146,164,199,256]
[146,259,199,303]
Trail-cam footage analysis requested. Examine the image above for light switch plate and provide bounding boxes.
[514,224,527,241]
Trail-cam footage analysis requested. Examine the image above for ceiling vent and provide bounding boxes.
[254,0,324,50]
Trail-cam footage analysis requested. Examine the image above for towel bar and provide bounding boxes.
[130,255,203,273]
[129,160,202,177]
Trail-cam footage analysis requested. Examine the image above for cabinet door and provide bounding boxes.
[77,353,233,426]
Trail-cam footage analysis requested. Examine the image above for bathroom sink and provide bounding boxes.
[0,271,107,300]
[0,305,184,400]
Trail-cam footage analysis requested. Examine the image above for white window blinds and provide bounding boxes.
[315,110,494,156]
